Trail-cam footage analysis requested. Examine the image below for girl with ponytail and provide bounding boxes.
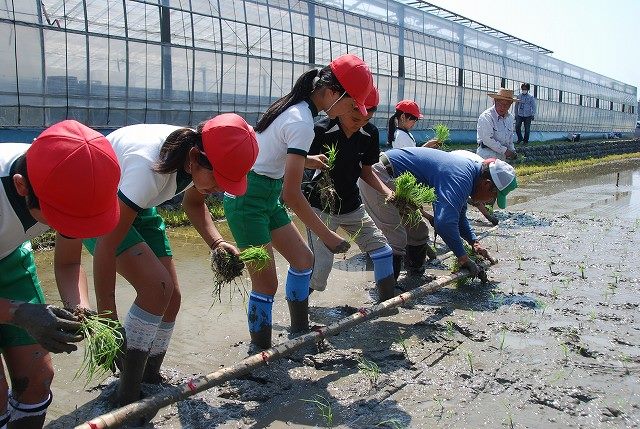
[387,100,424,148]
[86,115,258,408]
[224,54,374,350]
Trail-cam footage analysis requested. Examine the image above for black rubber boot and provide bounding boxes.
[249,326,272,351]
[392,254,403,281]
[142,352,166,384]
[7,413,46,429]
[404,245,427,276]
[117,348,150,407]
[287,299,309,334]
[376,274,396,302]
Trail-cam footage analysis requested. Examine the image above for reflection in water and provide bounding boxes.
[511,159,640,219]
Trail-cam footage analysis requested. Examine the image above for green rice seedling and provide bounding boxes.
[75,311,124,386]
[433,123,450,149]
[395,334,409,357]
[316,144,340,214]
[210,246,270,302]
[388,172,437,227]
[356,356,381,386]
[301,395,334,427]
[578,263,586,279]
[551,287,559,300]
[444,320,455,338]
[449,243,478,287]
[559,342,569,363]
[465,350,474,375]
[376,419,406,429]
[619,353,631,375]
[499,328,507,352]
[324,143,338,170]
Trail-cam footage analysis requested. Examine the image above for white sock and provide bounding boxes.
[148,321,175,357]
[124,304,162,352]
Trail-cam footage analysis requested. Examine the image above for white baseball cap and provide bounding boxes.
[488,159,518,209]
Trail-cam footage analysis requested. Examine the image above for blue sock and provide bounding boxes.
[369,244,394,281]
[248,291,274,333]
[285,267,312,302]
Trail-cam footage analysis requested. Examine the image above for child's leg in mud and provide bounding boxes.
[3,344,53,429]
[272,223,314,335]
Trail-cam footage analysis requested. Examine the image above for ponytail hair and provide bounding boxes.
[154,126,210,174]
[255,66,345,133]
[387,110,402,146]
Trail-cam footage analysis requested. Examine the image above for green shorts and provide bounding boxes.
[223,171,291,248]
[84,207,172,258]
[0,242,46,349]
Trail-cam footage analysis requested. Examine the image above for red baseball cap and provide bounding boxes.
[329,54,374,116]
[26,120,120,238]
[364,86,380,109]
[201,113,259,196]
[395,100,423,119]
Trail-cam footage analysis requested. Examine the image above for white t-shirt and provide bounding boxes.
[106,124,194,211]
[1,143,50,260]
[392,129,416,149]
[252,101,316,179]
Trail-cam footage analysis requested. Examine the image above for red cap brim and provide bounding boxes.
[214,170,248,196]
[41,196,120,239]
[355,102,368,116]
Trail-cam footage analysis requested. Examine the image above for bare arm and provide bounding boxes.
[54,234,90,310]
[282,153,347,252]
[360,165,393,199]
[182,188,238,254]
[93,199,138,320]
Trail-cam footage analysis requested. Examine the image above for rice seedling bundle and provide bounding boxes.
[75,310,124,385]
[387,172,437,227]
[210,246,270,302]
[433,123,450,146]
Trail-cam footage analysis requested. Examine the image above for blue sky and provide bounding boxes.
[427,0,639,99]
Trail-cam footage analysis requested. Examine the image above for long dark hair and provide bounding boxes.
[255,66,345,133]
[387,110,418,145]
[154,123,211,174]
[13,154,39,209]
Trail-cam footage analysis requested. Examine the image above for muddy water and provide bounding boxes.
[42,159,640,428]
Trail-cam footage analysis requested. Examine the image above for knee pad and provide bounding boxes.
[285,267,312,302]
[8,391,52,423]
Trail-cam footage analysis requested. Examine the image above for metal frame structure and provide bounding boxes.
[0,0,636,136]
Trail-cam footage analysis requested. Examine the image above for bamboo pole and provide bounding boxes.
[76,228,498,429]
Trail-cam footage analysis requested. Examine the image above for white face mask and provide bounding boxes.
[521,90,528,94]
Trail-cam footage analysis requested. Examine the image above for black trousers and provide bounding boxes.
[515,115,533,143]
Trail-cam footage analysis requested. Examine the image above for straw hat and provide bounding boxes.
[488,88,518,101]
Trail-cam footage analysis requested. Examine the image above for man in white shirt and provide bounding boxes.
[476,88,518,161]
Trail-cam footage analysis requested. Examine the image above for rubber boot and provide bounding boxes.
[376,274,396,302]
[249,326,272,351]
[117,349,149,407]
[142,352,166,384]
[287,299,309,334]
[8,414,46,429]
[404,245,427,276]
[392,254,403,281]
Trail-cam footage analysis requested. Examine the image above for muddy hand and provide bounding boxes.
[329,240,351,254]
[461,259,480,278]
[12,303,83,353]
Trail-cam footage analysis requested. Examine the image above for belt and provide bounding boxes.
[379,153,394,177]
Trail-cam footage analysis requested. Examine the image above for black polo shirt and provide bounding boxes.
[306,117,380,214]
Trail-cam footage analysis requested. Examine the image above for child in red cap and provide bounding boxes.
[223,54,374,350]
[83,114,257,408]
[0,120,120,428]
[387,100,427,149]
